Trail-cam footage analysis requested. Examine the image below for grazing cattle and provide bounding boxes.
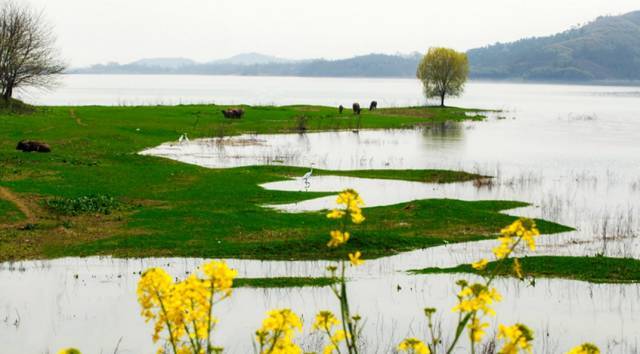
[352,103,361,115]
[338,105,344,114]
[369,101,377,111]
[16,140,51,153]
[221,108,245,119]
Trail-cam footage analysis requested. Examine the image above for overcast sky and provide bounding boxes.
[19,0,640,67]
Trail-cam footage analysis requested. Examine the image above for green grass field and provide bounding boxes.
[0,104,571,261]
[413,256,640,283]
[0,198,24,224]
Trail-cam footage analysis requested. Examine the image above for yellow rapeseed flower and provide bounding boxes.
[501,218,540,251]
[256,308,303,354]
[471,258,489,270]
[322,344,337,354]
[57,349,81,354]
[348,251,364,266]
[566,343,600,354]
[513,258,523,279]
[497,323,534,354]
[468,318,490,342]
[493,236,514,260]
[312,310,339,331]
[327,230,350,247]
[351,211,365,224]
[331,329,349,343]
[452,283,502,316]
[202,260,238,292]
[336,189,364,212]
[326,209,346,219]
[397,338,430,354]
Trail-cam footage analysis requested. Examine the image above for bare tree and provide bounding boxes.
[0,1,65,102]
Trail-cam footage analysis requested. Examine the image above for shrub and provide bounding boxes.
[45,194,121,215]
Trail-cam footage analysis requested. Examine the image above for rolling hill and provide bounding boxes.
[468,10,640,81]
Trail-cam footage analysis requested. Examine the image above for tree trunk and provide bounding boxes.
[3,85,13,100]
[440,93,445,107]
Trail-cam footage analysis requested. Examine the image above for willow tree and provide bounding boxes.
[416,47,469,107]
[0,2,65,102]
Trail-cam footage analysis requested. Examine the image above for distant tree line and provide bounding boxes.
[71,54,423,78]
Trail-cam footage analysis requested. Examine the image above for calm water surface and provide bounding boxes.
[3,75,640,353]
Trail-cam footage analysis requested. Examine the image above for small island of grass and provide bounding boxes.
[234,276,336,288]
[412,256,640,284]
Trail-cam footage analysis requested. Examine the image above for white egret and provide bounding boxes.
[302,164,314,187]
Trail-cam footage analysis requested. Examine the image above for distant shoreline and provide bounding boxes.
[60,72,640,87]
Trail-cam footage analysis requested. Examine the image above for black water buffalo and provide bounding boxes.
[338,105,344,114]
[221,108,245,119]
[352,103,361,115]
[16,140,51,153]
[369,101,377,111]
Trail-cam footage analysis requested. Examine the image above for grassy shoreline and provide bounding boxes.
[0,104,571,262]
[412,256,640,284]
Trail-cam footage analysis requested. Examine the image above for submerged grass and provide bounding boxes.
[0,103,570,261]
[413,256,640,283]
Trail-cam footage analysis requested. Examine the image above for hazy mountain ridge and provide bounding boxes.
[468,10,640,80]
[71,10,640,81]
[131,57,196,68]
[70,53,422,77]
[207,52,301,65]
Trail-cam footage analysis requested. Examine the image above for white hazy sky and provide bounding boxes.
[19,0,640,67]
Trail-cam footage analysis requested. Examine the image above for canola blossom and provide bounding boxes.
[255,309,303,354]
[513,258,524,279]
[397,338,431,354]
[313,311,339,331]
[348,251,364,266]
[497,323,534,354]
[327,230,350,247]
[57,349,81,354]
[468,317,490,343]
[314,319,349,354]
[137,261,237,354]
[452,283,502,316]
[502,219,540,250]
[326,209,346,219]
[566,343,601,354]
[336,189,364,212]
[471,258,488,270]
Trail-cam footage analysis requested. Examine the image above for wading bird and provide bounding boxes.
[302,164,314,187]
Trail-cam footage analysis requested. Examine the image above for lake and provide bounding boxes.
[3,75,640,353]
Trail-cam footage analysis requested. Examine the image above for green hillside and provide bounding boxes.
[468,10,640,81]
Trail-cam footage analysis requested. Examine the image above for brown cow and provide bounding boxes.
[221,108,245,119]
